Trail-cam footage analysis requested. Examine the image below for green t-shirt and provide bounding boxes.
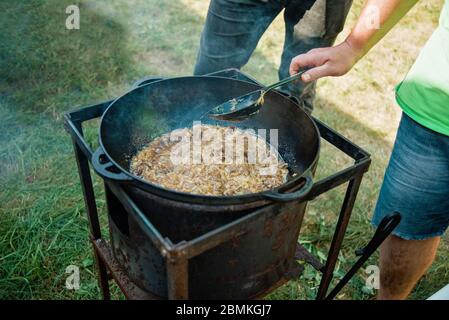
[396,0,449,136]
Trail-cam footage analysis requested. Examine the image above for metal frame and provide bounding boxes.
[64,69,371,300]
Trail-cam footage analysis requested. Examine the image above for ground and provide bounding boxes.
[0,0,447,300]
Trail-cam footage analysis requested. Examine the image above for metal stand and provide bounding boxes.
[64,69,396,300]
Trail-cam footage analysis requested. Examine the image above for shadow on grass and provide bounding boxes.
[0,0,134,114]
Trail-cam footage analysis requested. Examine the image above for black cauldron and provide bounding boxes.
[92,76,320,298]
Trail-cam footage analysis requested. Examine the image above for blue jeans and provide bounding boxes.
[194,0,352,111]
[372,113,449,240]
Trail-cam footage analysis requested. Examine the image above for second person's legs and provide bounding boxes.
[372,113,449,299]
[378,235,440,300]
[194,0,283,75]
[279,0,353,111]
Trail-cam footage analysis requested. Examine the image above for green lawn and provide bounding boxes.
[0,0,447,300]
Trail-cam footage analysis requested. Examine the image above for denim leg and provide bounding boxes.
[194,0,282,75]
[372,113,449,240]
[279,0,352,111]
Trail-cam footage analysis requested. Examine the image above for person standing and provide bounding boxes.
[194,0,353,112]
[290,0,449,299]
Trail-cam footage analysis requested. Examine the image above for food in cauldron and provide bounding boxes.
[130,124,288,196]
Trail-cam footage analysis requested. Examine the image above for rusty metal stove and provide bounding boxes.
[64,69,399,300]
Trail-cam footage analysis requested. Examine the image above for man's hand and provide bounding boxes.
[289,40,362,83]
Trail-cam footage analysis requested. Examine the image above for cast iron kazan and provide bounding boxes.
[91,76,321,298]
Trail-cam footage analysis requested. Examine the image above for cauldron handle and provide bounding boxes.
[261,171,313,202]
[91,147,133,183]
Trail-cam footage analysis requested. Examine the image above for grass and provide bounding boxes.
[0,0,448,300]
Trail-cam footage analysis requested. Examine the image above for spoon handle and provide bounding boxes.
[262,70,307,93]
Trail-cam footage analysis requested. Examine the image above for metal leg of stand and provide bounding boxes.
[316,176,363,300]
[72,132,111,300]
[166,255,189,300]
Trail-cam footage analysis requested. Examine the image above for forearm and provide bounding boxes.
[346,0,419,59]
[290,0,420,81]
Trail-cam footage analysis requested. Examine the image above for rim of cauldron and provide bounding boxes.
[98,76,321,205]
